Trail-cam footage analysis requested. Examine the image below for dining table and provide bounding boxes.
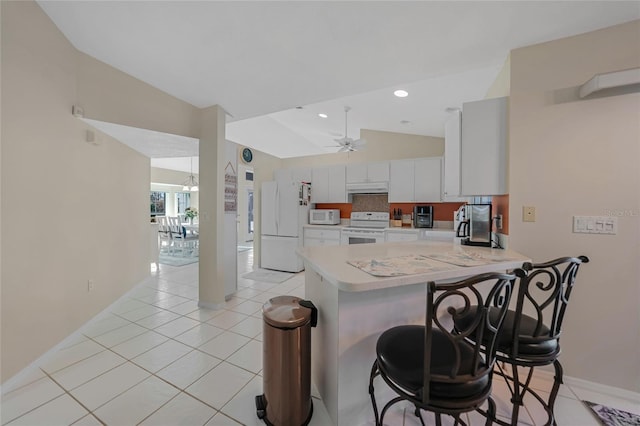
[181,222,199,235]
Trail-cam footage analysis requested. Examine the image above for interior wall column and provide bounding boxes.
[198,105,226,308]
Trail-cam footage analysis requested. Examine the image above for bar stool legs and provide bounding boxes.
[493,360,564,426]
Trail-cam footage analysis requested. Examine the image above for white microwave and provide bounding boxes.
[309,209,341,225]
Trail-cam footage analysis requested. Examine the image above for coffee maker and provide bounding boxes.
[456,204,492,247]
[413,205,434,228]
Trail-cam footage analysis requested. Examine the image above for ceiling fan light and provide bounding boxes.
[394,89,409,98]
[182,185,190,191]
[191,185,199,192]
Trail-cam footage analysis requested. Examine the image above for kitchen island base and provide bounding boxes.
[305,267,431,426]
[298,241,530,426]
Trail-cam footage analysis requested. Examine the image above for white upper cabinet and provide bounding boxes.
[443,110,466,201]
[414,157,442,202]
[389,157,442,202]
[388,159,414,201]
[275,167,312,184]
[311,165,347,203]
[346,161,389,183]
[460,96,508,195]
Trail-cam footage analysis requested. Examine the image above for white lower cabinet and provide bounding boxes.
[303,227,341,247]
[385,229,419,242]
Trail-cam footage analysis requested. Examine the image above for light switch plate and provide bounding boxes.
[573,215,617,234]
[523,206,536,222]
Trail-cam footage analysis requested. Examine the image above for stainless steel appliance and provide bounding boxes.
[413,205,434,228]
[341,212,389,245]
[309,209,341,225]
[456,204,492,247]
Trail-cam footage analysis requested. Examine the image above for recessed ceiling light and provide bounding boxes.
[400,120,411,125]
[295,106,304,109]
[394,89,409,98]
[318,113,328,118]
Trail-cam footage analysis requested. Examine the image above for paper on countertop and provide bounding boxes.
[423,251,521,267]
[347,254,455,277]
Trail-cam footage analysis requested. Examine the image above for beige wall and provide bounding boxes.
[485,55,511,99]
[76,54,201,139]
[151,167,195,186]
[1,1,151,382]
[509,20,640,392]
[280,129,443,169]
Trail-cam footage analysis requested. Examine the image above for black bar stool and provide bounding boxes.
[368,270,525,426]
[454,256,589,425]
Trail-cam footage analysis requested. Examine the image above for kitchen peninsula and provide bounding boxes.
[296,241,530,426]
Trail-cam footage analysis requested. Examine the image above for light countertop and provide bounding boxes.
[303,224,346,229]
[303,223,455,233]
[297,240,529,292]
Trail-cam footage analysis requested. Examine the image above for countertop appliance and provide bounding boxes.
[413,205,434,228]
[309,209,341,225]
[261,180,311,272]
[457,204,492,247]
[341,212,389,245]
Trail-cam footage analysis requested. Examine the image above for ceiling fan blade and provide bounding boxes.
[338,146,351,152]
[352,138,367,146]
[334,137,353,145]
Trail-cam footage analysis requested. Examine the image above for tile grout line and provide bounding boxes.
[5,264,295,426]
[45,368,106,426]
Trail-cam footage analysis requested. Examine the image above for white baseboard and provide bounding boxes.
[1,275,158,395]
[534,369,640,402]
[564,375,640,403]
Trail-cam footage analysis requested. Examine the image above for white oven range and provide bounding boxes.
[340,212,389,245]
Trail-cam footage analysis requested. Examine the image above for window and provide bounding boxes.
[176,192,191,214]
[150,191,166,216]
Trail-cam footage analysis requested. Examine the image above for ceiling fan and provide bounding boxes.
[329,106,367,152]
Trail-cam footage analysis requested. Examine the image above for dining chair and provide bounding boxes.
[156,216,173,255]
[368,270,523,426]
[168,216,198,257]
[453,256,589,426]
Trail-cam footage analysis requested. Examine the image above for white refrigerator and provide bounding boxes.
[261,180,310,272]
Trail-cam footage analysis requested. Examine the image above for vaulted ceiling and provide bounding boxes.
[38,1,640,167]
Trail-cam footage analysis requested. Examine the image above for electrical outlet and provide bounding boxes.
[523,206,536,222]
[87,280,94,292]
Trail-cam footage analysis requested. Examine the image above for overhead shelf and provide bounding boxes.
[579,67,640,98]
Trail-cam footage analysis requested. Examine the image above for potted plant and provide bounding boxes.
[185,207,198,224]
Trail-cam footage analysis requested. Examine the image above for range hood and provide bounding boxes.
[346,181,389,194]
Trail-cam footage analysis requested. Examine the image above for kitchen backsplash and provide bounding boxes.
[351,194,389,212]
[315,200,467,226]
[315,196,510,234]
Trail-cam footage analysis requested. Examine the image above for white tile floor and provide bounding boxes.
[1,248,638,425]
